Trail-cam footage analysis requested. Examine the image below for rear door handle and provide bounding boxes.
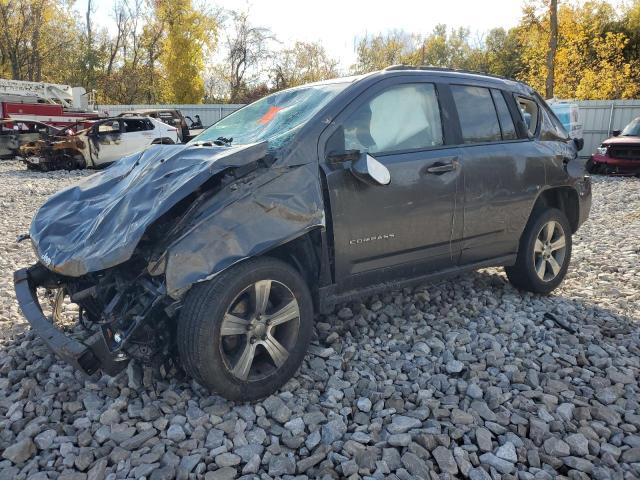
[426,158,459,174]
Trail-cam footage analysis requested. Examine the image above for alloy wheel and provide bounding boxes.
[219,279,300,382]
[533,220,567,282]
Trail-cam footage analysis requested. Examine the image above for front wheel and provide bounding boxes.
[177,257,314,401]
[505,208,572,294]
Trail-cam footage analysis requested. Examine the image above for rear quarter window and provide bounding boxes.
[515,96,540,137]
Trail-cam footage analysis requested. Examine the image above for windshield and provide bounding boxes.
[190,82,348,148]
[621,118,640,136]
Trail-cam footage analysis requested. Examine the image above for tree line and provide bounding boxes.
[0,0,638,104]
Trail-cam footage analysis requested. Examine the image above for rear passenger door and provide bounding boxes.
[120,118,156,154]
[450,85,546,264]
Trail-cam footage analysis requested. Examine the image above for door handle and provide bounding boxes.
[426,158,459,174]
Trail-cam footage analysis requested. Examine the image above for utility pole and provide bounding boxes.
[546,0,558,99]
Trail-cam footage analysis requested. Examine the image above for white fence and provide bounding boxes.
[101,100,640,157]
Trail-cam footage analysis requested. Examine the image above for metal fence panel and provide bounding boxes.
[100,100,640,158]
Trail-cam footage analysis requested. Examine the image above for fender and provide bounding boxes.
[160,161,326,298]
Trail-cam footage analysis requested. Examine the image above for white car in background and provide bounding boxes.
[20,116,179,170]
[83,116,180,166]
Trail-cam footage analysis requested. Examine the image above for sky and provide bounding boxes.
[74,0,525,69]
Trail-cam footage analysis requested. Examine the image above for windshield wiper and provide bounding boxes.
[190,137,234,148]
[213,136,233,146]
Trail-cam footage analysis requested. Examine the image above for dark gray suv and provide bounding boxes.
[15,67,591,401]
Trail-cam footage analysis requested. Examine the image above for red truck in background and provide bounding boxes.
[587,117,640,176]
[0,78,106,158]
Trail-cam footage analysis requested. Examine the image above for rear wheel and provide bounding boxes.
[505,208,572,294]
[177,257,313,401]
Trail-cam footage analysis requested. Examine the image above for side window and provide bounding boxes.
[451,85,502,144]
[515,96,539,136]
[97,121,120,134]
[539,105,569,141]
[343,83,443,155]
[491,89,517,140]
[122,119,153,133]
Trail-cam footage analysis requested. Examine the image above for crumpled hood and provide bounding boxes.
[30,142,268,277]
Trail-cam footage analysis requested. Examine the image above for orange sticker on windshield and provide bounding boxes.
[258,105,283,125]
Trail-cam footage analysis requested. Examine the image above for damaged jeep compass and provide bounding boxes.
[14,67,591,401]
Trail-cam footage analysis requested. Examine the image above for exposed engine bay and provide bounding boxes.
[15,139,325,377]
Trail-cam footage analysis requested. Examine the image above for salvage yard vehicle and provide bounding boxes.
[0,120,63,159]
[14,67,591,401]
[119,109,195,142]
[548,101,583,140]
[587,116,640,175]
[20,116,179,170]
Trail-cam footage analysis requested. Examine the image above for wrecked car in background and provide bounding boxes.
[587,116,640,175]
[15,67,591,401]
[118,109,196,142]
[0,120,63,159]
[20,116,179,170]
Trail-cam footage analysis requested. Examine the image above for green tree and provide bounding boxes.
[484,27,523,78]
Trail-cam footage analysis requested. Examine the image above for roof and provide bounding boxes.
[358,65,533,94]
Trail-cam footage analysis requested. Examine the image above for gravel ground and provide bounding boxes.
[0,159,639,480]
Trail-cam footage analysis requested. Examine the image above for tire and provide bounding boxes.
[585,158,596,174]
[505,207,572,294]
[177,257,314,401]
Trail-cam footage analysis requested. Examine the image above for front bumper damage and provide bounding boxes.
[13,264,152,377]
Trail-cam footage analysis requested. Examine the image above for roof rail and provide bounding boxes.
[383,64,514,82]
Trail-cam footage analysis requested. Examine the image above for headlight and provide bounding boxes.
[596,145,608,155]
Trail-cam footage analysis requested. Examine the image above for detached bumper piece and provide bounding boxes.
[13,266,128,377]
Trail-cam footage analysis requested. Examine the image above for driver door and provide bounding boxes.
[320,78,463,292]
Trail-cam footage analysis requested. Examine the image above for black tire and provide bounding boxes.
[585,158,596,174]
[505,207,572,294]
[177,257,314,401]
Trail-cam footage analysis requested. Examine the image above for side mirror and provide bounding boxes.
[573,137,584,151]
[612,130,621,137]
[350,153,390,186]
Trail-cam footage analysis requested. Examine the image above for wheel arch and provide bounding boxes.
[259,228,326,311]
[531,186,580,233]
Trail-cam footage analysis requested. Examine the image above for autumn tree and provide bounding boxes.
[518,0,638,99]
[272,41,339,89]
[155,0,217,104]
[351,31,417,73]
[0,0,81,82]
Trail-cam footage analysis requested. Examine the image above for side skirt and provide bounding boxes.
[318,254,517,314]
